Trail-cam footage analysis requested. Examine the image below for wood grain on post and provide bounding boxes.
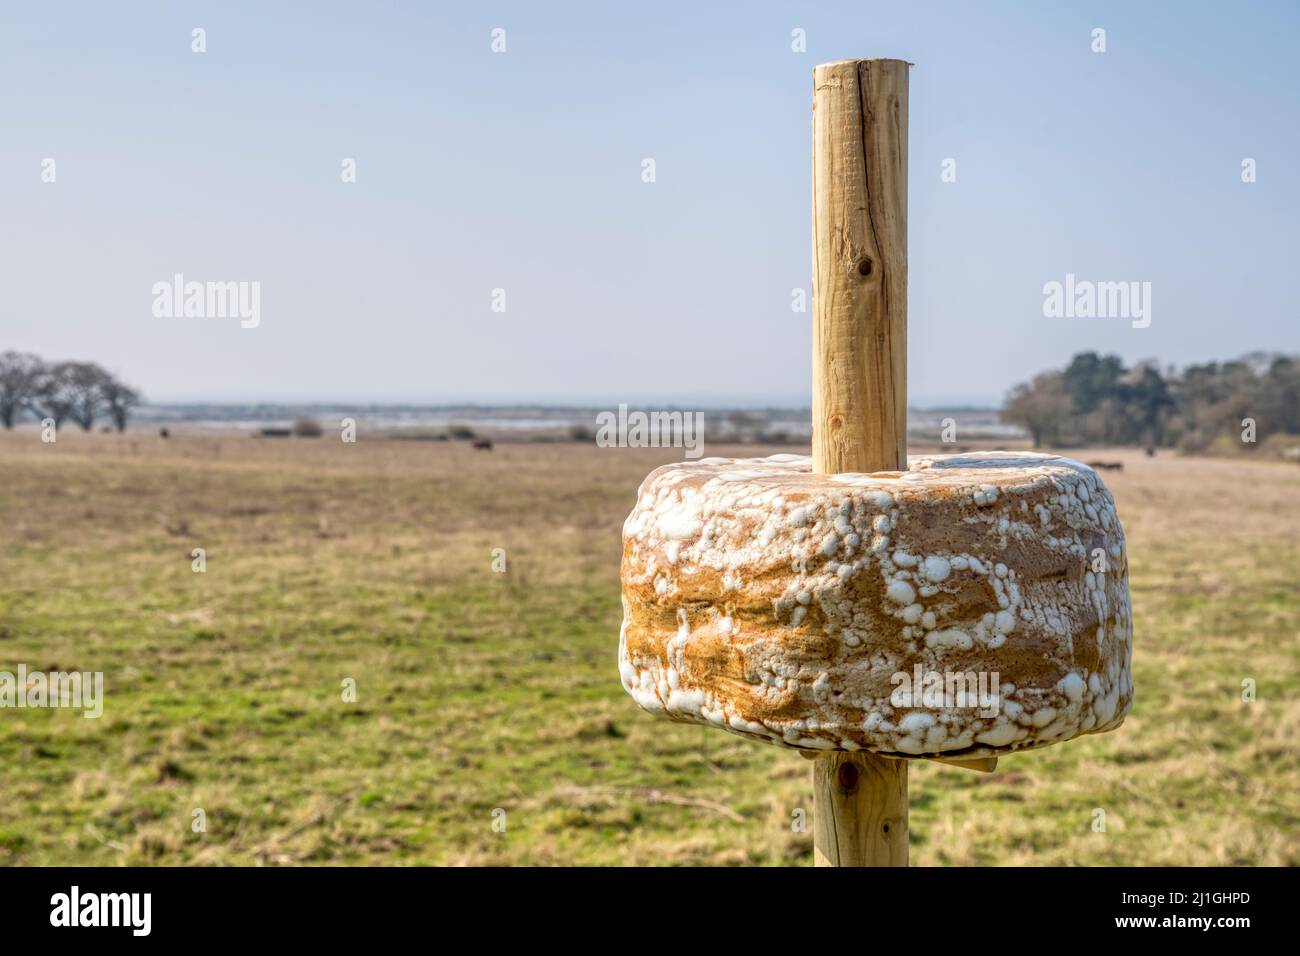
[812,58,909,476]
[810,58,911,867]
[812,751,908,866]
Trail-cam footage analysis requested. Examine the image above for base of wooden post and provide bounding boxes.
[812,752,908,866]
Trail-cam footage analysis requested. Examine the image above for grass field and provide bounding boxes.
[0,430,1296,866]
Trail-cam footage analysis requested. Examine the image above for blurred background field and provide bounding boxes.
[0,429,1296,866]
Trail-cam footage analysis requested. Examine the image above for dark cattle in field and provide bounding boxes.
[472,438,493,451]
[1086,460,1123,472]
[159,428,170,439]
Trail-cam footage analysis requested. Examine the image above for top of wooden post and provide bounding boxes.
[815,57,914,68]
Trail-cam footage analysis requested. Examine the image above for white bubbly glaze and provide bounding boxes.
[618,452,1133,756]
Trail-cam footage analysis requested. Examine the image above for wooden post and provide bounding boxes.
[810,57,911,867]
[812,58,909,477]
[812,751,908,866]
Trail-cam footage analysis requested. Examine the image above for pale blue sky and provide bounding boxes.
[2,1,1296,406]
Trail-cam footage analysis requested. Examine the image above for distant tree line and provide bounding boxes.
[1003,351,1299,451]
[0,352,141,432]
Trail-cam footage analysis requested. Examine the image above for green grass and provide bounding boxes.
[0,433,1296,865]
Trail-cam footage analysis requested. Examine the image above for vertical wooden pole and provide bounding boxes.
[812,751,908,866]
[810,58,911,867]
[812,58,909,477]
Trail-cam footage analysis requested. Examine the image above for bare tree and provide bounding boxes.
[28,362,79,429]
[100,376,142,432]
[0,351,43,429]
[1003,372,1071,448]
[62,362,112,431]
